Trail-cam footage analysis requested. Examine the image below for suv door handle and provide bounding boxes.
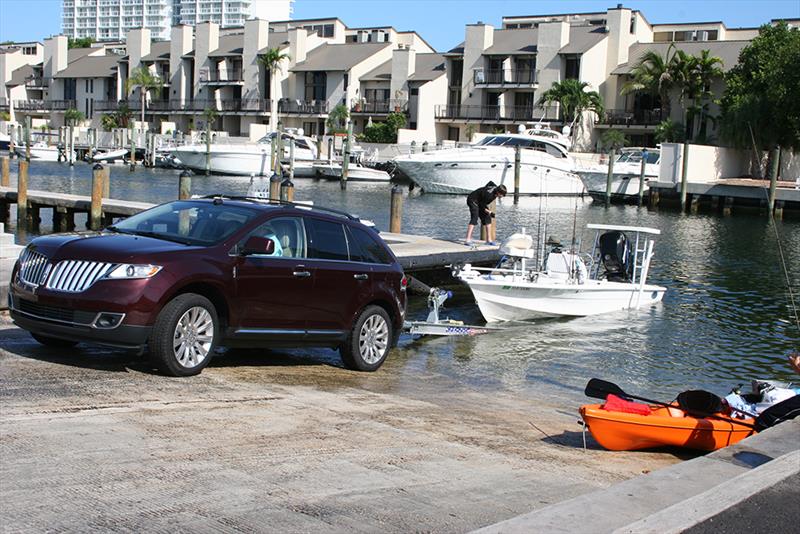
[354,273,369,280]
[293,270,312,278]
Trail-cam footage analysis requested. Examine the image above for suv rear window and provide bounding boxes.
[306,218,349,261]
[348,226,393,264]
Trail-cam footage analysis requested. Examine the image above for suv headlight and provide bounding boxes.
[105,264,162,280]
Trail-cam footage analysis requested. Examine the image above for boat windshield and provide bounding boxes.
[617,150,660,164]
[474,136,566,158]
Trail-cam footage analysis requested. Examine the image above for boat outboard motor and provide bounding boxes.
[599,231,630,282]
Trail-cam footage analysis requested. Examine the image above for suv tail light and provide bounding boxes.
[400,275,408,292]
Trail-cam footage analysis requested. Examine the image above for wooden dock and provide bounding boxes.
[0,186,499,273]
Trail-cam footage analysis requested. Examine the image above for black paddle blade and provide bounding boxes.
[677,390,724,415]
[585,378,627,400]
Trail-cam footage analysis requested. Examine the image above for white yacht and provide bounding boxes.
[575,148,660,200]
[455,224,666,322]
[172,130,318,176]
[14,142,74,162]
[393,128,584,195]
[313,146,390,182]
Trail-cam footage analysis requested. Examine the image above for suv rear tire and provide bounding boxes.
[341,305,392,372]
[31,333,79,348]
[149,293,218,377]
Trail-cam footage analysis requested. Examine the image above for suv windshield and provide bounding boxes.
[109,201,260,246]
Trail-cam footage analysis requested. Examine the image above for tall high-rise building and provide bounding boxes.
[62,0,294,41]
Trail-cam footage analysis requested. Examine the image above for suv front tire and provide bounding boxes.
[149,293,219,377]
[341,305,392,372]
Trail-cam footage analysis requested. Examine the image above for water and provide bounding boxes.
[4,160,800,400]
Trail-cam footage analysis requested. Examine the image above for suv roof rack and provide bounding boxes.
[199,195,361,221]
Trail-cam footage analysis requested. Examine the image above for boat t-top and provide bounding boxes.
[455,224,666,322]
[575,147,661,200]
[172,129,318,176]
[392,125,584,196]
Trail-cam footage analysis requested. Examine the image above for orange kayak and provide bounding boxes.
[579,403,757,451]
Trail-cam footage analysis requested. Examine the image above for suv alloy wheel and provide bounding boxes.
[148,293,219,376]
[341,305,392,371]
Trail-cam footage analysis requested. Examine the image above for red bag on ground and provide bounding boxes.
[602,393,652,415]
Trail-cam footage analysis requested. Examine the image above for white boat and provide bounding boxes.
[575,148,660,200]
[393,127,584,195]
[14,142,74,162]
[313,147,390,182]
[455,224,666,322]
[0,132,10,151]
[92,148,128,162]
[172,130,318,176]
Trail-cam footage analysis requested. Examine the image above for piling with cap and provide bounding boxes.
[341,121,352,190]
[767,146,780,213]
[680,140,690,211]
[205,122,211,176]
[178,170,192,200]
[90,163,104,230]
[280,178,294,202]
[605,147,615,206]
[102,166,110,198]
[637,148,648,207]
[390,185,403,233]
[288,138,295,182]
[130,126,137,171]
[269,171,282,201]
[513,144,521,204]
[25,116,32,162]
[1,156,9,187]
[17,160,29,230]
[327,137,333,163]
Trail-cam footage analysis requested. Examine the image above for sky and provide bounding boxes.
[1,0,798,50]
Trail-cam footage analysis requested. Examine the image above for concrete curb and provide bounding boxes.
[474,419,799,534]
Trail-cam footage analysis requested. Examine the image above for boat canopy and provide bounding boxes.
[586,223,661,235]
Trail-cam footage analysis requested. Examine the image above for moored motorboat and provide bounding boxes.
[14,142,74,162]
[575,148,660,200]
[579,403,756,451]
[456,224,666,322]
[92,148,128,162]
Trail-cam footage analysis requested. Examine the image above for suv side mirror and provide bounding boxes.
[241,236,275,256]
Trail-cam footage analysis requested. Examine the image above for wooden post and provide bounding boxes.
[130,126,136,171]
[711,196,720,211]
[774,200,784,220]
[17,159,29,230]
[288,138,295,182]
[327,137,333,163]
[690,194,700,214]
[54,207,69,233]
[341,121,352,190]
[270,135,278,173]
[280,178,294,202]
[316,136,322,162]
[604,147,615,206]
[68,124,75,165]
[480,199,496,242]
[90,128,96,160]
[389,185,404,234]
[0,156,9,187]
[422,141,428,152]
[178,170,192,200]
[680,140,690,211]
[767,146,780,213]
[25,116,32,162]
[723,196,734,216]
[275,122,284,175]
[513,144,521,204]
[102,166,110,198]
[90,164,104,230]
[269,172,282,201]
[29,203,40,233]
[205,122,211,176]
[637,148,648,208]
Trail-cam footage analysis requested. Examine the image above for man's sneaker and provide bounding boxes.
[487,240,498,246]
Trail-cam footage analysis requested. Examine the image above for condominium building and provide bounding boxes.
[62,0,293,42]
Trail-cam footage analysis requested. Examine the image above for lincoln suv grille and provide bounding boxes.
[46,260,113,293]
[17,248,50,287]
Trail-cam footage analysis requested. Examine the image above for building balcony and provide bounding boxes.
[13,99,75,112]
[435,104,554,122]
[201,70,244,84]
[278,99,328,115]
[25,77,49,89]
[597,108,668,127]
[473,68,538,87]
[350,99,407,115]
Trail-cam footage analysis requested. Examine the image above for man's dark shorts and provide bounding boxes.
[468,200,492,225]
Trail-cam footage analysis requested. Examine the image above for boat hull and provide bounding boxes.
[172,143,316,176]
[314,163,391,182]
[577,170,654,198]
[394,153,584,195]
[463,278,666,322]
[580,404,756,451]
[14,146,73,161]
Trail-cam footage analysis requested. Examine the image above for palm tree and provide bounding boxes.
[654,118,685,143]
[620,44,676,118]
[600,129,628,151]
[64,107,85,126]
[126,66,163,124]
[691,50,724,142]
[258,47,291,132]
[538,79,604,126]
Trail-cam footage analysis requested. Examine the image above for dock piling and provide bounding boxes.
[690,194,700,214]
[680,141,690,211]
[341,122,352,190]
[723,196,734,216]
[25,117,32,162]
[280,178,294,203]
[1,156,9,187]
[90,164,104,230]
[68,125,74,166]
[129,126,136,172]
[637,148,647,207]
[269,172,281,201]
[327,137,333,163]
[178,170,192,200]
[422,141,428,152]
[102,166,110,198]
[767,146,780,213]
[605,147,615,206]
[513,144,521,204]
[390,185,403,233]
[17,160,29,231]
[288,138,295,182]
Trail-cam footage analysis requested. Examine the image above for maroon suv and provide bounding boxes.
[8,197,407,376]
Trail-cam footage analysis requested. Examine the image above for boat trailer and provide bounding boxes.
[402,288,503,337]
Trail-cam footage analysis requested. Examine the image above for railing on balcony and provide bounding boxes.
[599,109,667,126]
[202,69,244,83]
[435,104,554,122]
[14,99,75,111]
[278,99,328,114]
[351,99,408,114]
[473,69,538,85]
[25,77,50,89]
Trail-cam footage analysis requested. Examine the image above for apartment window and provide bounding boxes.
[409,87,419,96]
[630,16,636,34]
[447,89,461,107]
[447,127,459,142]
[65,79,77,100]
[304,24,334,38]
[90,79,94,93]
[304,71,327,101]
[450,59,463,86]
[565,56,581,80]
[85,79,89,92]
[343,73,348,92]
[302,121,317,135]
[22,46,36,55]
